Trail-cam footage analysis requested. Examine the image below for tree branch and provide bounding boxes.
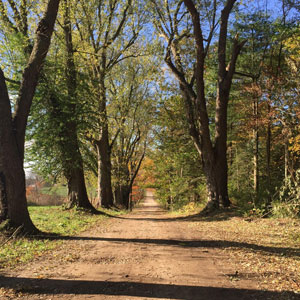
[108,0,132,46]
[4,77,20,85]
[234,70,257,79]
[0,0,18,32]
[227,38,247,82]
[12,0,60,160]
[218,0,237,79]
[7,0,22,32]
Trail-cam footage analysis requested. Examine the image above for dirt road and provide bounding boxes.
[0,191,288,299]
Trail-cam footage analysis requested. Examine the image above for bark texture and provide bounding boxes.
[96,126,114,208]
[95,51,114,208]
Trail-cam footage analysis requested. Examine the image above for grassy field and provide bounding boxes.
[0,206,116,269]
[40,186,68,197]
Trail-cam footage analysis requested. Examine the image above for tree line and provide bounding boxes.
[150,0,299,216]
[0,0,299,233]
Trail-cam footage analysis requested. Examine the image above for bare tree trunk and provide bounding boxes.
[183,0,243,212]
[236,147,240,192]
[47,91,95,210]
[94,56,115,208]
[203,164,219,209]
[114,186,122,206]
[0,172,8,221]
[0,85,35,230]
[0,132,34,230]
[0,0,60,232]
[266,103,272,205]
[113,146,145,209]
[215,85,231,207]
[65,144,96,210]
[284,131,290,181]
[114,163,130,208]
[122,186,131,209]
[253,97,259,205]
[96,125,114,208]
[154,0,244,212]
[67,167,92,209]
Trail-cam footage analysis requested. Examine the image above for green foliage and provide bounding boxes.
[226,10,299,216]
[26,42,92,183]
[150,92,206,210]
[1,0,298,218]
[272,170,300,218]
[109,57,158,203]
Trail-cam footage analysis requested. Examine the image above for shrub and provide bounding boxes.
[272,170,300,218]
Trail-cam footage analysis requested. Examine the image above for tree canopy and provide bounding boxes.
[0,0,299,232]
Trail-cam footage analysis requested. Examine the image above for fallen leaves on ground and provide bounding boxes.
[189,214,300,295]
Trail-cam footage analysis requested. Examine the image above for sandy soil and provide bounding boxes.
[0,191,291,299]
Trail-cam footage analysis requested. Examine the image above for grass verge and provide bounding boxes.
[0,206,120,270]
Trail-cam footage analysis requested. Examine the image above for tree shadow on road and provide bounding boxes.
[39,235,300,258]
[114,206,239,223]
[0,276,297,300]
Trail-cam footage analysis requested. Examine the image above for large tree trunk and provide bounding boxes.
[114,147,145,209]
[114,163,130,208]
[64,134,95,210]
[179,0,243,213]
[67,163,94,210]
[122,186,131,210]
[95,56,114,208]
[64,134,94,210]
[0,0,60,232]
[202,161,219,210]
[0,74,35,231]
[215,162,230,207]
[0,172,8,222]
[96,125,114,208]
[215,86,231,208]
[201,151,230,211]
[62,0,95,211]
[48,92,95,211]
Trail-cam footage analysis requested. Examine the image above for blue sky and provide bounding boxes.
[240,0,299,20]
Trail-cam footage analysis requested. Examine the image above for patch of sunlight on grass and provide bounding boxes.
[0,206,110,269]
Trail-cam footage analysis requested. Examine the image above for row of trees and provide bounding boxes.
[151,1,299,216]
[0,0,157,233]
[0,0,299,233]
[0,0,61,232]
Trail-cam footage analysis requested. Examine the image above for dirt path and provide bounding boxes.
[0,191,288,299]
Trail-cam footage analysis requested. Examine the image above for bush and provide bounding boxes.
[271,170,300,218]
[27,189,65,206]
